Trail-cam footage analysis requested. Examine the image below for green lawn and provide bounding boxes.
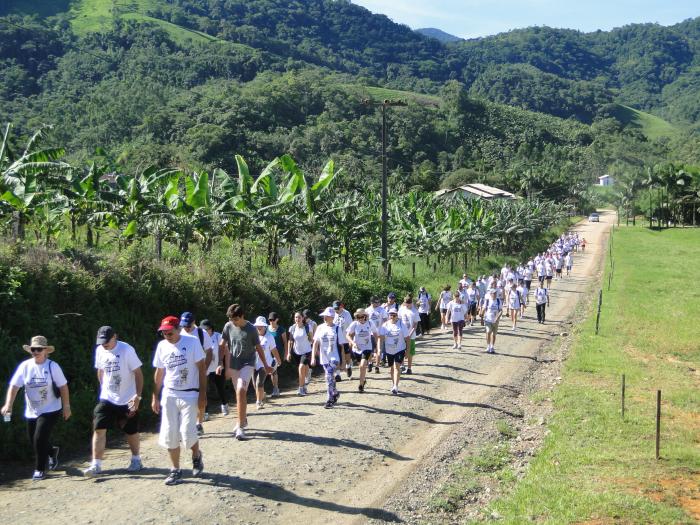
[480,226,700,524]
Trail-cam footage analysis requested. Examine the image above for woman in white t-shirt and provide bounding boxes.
[253,317,282,409]
[287,311,313,396]
[380,310,410,395]
[2,336,70,481]
[507,283,523,331]
[446,292,466,350]
[311,307,341,409]
[347,308,379,393]
[435,285,452,331]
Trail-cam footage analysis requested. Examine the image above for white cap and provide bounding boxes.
[253,316,268,327]
[319,306,336,318]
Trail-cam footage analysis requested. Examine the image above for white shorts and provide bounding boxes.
[229,365,254,391]
[159,396,199,450]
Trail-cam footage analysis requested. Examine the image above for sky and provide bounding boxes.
[351,0,699,39]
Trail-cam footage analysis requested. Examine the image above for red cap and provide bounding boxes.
[158,315,180,332]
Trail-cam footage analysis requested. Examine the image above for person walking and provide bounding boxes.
[311,307,341,409]
[151,316,206,485]
[446,291,466,350]
[436,285,452,331]
[535,281,550,324]
[332,301,353,381]
[416,287,432,335]
[253,317,282,409]
[365,296,387,373]
[179,312,213,435]
[565,252,573,277]
[2,336,70,481]
[201,319,228,417]
[83,326,144,477]
[287,312,313,396]
[481,289,503,354]
[507,283,522,331]
[347,308,379,393]
[465,281,479,327]
[399,296,419,375]
[380,310,410,395]
[220,304,273,440]
[266,312,287,397]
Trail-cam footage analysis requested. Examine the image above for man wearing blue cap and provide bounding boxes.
[180,312,213,436]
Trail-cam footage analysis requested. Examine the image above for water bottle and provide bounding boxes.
[2,413,10,423]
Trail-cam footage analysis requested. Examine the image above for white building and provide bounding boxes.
[435,183,516,201]
[598,175,614,186]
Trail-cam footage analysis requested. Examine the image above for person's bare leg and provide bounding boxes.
[168,447,180,469]
[126,433,140,456]
[236,387,247,427]
[92,429,107,460]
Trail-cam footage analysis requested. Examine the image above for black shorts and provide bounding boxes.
[337,342,350,355]
[468,303,477,316]
[386,351,405,367]
[291,352,311,366]
[94,400,139,435]
[538,276,545,283]
[440,308,447,314]
[352,349,374,360]
[556,268,562,274]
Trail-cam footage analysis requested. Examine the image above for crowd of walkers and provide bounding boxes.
[1,232,583,485]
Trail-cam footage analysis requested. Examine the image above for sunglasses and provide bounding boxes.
[30,347,45,353]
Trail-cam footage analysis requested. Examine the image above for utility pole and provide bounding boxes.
[363,99,408,275]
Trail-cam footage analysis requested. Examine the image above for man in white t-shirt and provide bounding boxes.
[365,296,388,372]
[398,296,420,374]
[83,326,144,477]
[179,312,213,435]
[333,300,353,381]
[480,289,503,354]
[152,315,206,486]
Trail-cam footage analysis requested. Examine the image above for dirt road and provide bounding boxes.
[0,213,611,525]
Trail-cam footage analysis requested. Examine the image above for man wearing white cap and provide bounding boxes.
[311,307,341,408]
[253,316,282,409]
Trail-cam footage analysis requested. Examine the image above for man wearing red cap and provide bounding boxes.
[151,315,206,485]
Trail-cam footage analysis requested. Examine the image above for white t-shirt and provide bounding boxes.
[152,333,205,400]
[465,288,478,305]
[536,262,545,277]
[333,309,353,344]
[439,291,452,309]
[10,359,67,418]
[207,331,222,374]
[508,289,522,309]
[288,323,312,355]
[313,323,340,365]
[366,304,388,330]
[94,341,142,406]
[523,268,533,280]
[535,287,549,305]
[483,296,502,323]
[256,332,276,370]
[565,254,573,267]
[446,300,466,322]
[417,292,431,314]
[380,321,409,355]
[348,320,378,352]
[398,305,420,340]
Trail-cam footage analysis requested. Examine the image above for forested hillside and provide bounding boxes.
[0,0,699,193]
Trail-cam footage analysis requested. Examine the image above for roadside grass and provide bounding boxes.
[474,226,700,524]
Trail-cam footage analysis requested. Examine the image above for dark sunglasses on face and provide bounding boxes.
[30,347,45,353]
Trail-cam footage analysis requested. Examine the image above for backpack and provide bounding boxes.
[48,359,61,398]
[196,327,205,348]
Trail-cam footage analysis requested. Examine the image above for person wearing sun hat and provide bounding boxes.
[311,306,341,408]
[2,335,71,481]
[151,315,206,485]
[253,316,282,409]
[347,308,379,393]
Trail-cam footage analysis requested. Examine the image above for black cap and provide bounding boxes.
[332,300,342,309]
[268,311,280,321]
[200,319,213,329]
[96,326,115,345]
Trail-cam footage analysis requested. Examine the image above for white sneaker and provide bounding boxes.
[256,401,264,409]
[452,343,457,349]
[203,412,210,422]
[127,458,143,472]
[391,386,398,395]
[297,387,306,396]
[457,344,462,350]
[235,427,246,441]
[83,464,102,477]
[221,404,229,416]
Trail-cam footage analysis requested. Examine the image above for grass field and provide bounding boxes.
[477,226,700,524]
[610,103,679,140]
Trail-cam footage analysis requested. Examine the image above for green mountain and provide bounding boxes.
[0,0,697,195]
[416,28,462,43]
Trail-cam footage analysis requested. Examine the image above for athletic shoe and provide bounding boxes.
[196,423,204,436]
[32,470,45,481]
[358,382,364,393]
[324,400,334,409]
[192,451,204,477]
[374,366,380,374]
[368,363,374,373]
[346,364,352,378]
[305,369,312,385]
[405,368,412,375]
[271,387,280,397]
[452,343,457,349]
[83,464,102,478]
[221,404,229,416]
[235,427,246,441]
[302,386,308,395]
[127,458,143,472]
[335,374,342,383]
[457,344,462,350]
[297,387,305,396]
[164,469,183,486]
[332,392,340,404]
[203,412,210,422]
[391,386,398,395]
[256,401,264,409]
[511,326,516,331]
[48,446,60,471]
